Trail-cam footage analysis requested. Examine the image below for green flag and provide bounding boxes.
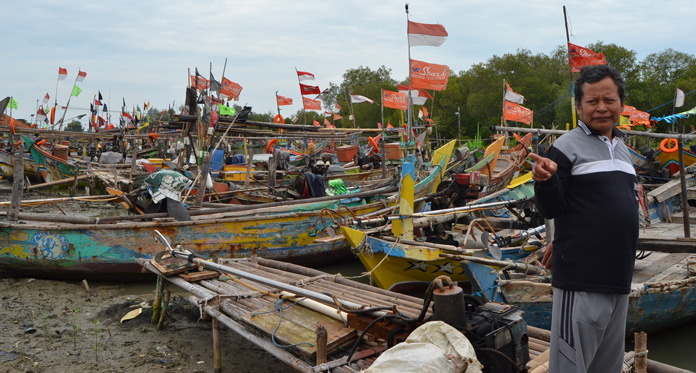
[8,98,18,109]
[71,85,82,97]
[219,104,235,116]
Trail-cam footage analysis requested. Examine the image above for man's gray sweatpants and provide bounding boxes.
[549,287,629,373]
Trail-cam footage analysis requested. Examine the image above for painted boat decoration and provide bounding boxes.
[0,141,456,281]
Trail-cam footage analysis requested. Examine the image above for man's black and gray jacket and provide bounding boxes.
[534,121,639,294]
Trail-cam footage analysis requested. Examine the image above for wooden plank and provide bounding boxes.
[179,270,220,281]
[635,253,689,283]
[150,256,198,276]
[242,302,356,359]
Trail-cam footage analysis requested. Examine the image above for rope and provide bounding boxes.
[343,237,401,282]
[252,298,315,349]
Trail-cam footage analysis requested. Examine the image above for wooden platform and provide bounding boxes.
[638,223,696,253]
[138,257,689,372]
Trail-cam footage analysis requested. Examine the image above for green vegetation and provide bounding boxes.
[191,44,696,142]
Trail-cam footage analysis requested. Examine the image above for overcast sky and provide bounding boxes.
[3,0,694,126]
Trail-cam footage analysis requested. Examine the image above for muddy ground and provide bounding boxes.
[0,277,296,372]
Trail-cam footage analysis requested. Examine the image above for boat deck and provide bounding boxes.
[137,256,685,372]
[639,222,696,253]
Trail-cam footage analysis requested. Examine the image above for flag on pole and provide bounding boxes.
[335,103,342,111]
[218,104,236,116]
[397,84,430,106]
[42,93,50,105]
[504,82,525,104]
[58,67,68,80]
[503,101,533,125]
[382,89,408,110]
[8,98,18,109]
[324,118,331,126]
[297,70,315,81]
[221,78,243,100]
[676,88,685,108]
[71,85,82,97]
[568,43,606,73]
[410,59,450,91]
[312,120,321,126]
[303,97,323,111]
[76,70,87,82]
[407,20,448,47]
[299,83,321,95]
[277,95,293,106]
[209,72,222,94]
[350,94,375,104]
[334,113,342,120]
[36,107,47,122]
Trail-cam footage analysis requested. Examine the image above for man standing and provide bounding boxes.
[529,65,639,372]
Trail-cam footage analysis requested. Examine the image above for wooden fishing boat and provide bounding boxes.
[341,224,543,292]
[456,250,696,334]
[0,141,456,280]
[432,134,531,209]
[0,148,41,180]
[23,135,80,183]
[337,173,543,292]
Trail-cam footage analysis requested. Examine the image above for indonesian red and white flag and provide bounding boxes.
[300,83,321,95]
[42,93,50,105]
[504,81,525,105]
[568,43,606,73]
[36,107,47,123]
[76,70,87,82]
[407,20,448,47]
[397,84,430,106]
[350,94,375,104]
[58,67,68,81]
[297,70,315,81]
[276,95,293,106]
[382,89,408,110]
[303,97,323,111]
[504,101,533,125]
[410,59,450,91]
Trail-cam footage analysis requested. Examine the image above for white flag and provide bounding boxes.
[675,88,685,108]
[504,81,525,105]
[350,94,375,104]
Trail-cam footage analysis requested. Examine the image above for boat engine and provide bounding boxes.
[431,279,529,373]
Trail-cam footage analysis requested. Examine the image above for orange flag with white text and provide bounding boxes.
[382,89,408,110]
[410,59,450,91]
[303,97,322,111]
[504,101,533,125]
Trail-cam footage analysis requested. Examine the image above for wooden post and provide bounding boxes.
[213,318,222,373]
[315,324,327,366]
[678,139,691,237]
[245,153,254,187]
[194,153,212,208]
[268,154,276,187]
[634,331,648,373]
[8,149,24,221]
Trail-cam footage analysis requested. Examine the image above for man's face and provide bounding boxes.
[576,76,624,137]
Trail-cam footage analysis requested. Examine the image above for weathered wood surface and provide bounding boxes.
[638,223,696,253]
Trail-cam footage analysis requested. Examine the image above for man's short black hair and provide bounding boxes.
[574,65,626,104]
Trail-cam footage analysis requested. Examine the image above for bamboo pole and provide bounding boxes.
[213,318,222,373]
[8,149,24,221]
[26,174,89,190]
[635,331,648,373]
